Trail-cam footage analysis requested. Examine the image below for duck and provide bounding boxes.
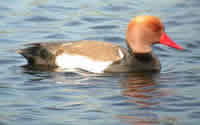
[17,15,183,73]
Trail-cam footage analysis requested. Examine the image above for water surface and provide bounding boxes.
[0,0,200,125]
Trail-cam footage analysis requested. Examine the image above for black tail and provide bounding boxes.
[17,43,56,67]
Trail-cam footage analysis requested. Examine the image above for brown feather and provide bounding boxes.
[59,40,123,61]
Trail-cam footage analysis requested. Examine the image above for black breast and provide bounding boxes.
[133,53,154,63]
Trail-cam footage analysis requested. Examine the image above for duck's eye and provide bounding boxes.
[151,23,162,32]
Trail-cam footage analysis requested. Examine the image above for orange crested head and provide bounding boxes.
[126,15,183,53]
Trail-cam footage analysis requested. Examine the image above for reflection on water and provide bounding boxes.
[21,64,112,84]
[1,0,200,125]
[21,67,178,125]
[121,73,161,108]
[119,73,177,125]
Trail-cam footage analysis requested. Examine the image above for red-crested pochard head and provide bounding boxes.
[126,15,183,53]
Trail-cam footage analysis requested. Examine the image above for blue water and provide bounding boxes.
[0,0,200,125]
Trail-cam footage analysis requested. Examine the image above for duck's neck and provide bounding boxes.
[127,41,153,54]
[125,43,161,72]
[127,43,154,62]
[133,52,154,62]
[123,40,161,71]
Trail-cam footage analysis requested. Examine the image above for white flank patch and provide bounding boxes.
[118,48,124,59]
[55,54,113,73]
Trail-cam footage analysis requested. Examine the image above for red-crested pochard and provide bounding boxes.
[17,15,183,73]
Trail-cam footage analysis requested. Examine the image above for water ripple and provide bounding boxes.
[25,16,58,22]
[0,0,200,125]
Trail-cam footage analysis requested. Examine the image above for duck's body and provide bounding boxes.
[18,15,182,73]
[18,40,161,73]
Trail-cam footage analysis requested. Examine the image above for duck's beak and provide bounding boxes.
[160,32,183,50]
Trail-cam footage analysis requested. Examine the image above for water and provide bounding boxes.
[0,0,200,125]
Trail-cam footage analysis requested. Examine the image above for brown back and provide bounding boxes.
[58,40,123,61]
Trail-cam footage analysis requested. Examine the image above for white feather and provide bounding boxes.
[55,54,113,73]
[118,48,124,59]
